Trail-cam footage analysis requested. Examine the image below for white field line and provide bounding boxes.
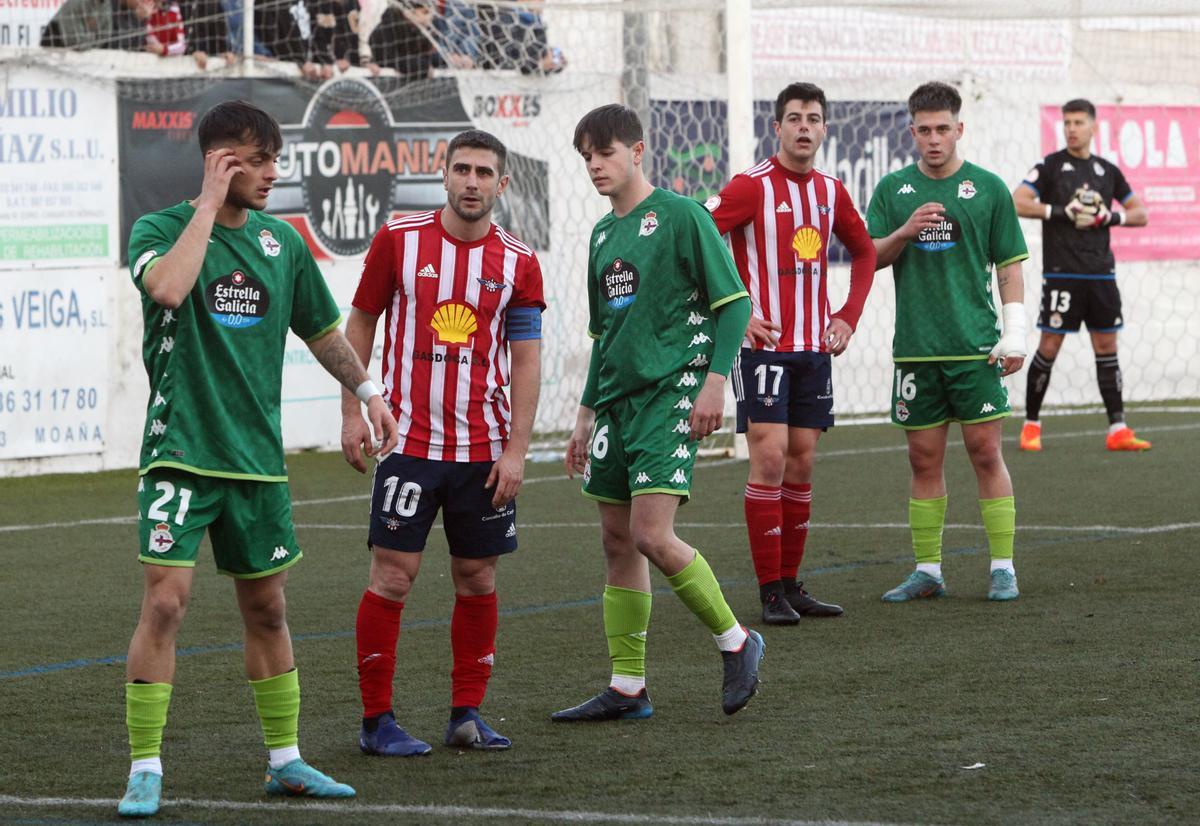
[2,424,1195,535]
[0,794,901,826]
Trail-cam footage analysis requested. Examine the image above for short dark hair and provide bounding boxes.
[907,82,962,119]
[774,82,827,122]
[196,100,282,155]
[573,104,643,153]
[447,129,508,175]
[1062,98,1096,119]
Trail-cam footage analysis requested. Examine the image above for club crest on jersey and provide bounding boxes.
[148,522,174,554]
[639,211,659,237]
[600,258,640,309]
[792,225,823,261]
[958,180,976,200]
[477,277,507,292]
[817,204,832,215]
[895,400,910,422]
[704,195,721,212]
[428,300,478,346]
[206,270,270,328]
[258,229,281,257]
[1049,312,1063,329]
[1093,161,1105,176]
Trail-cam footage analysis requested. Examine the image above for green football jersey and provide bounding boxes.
[867,161,1028,361]
[587,188,748,408]
[128,201,342,481]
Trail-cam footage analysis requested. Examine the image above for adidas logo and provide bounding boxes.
[271,546,290,561]
[477,653,494,665]
[671,469,687,484]
[504,523,517,538]
[674,397,693,410]
[764,526,782,536]
[634,472,652,484]
[775,201,792,213]
[898,183,916,194]
[417,264,439,279]
[980,402,997,414]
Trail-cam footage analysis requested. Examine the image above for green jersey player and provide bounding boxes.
[552,104,764,723]
[118,100,397,817]
[867,82,1028,604]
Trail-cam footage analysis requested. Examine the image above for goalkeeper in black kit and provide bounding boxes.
[1012,98,1150,452]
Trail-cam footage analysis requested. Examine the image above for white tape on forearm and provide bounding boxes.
[355,380,381,405]
[1000,302,1027,353]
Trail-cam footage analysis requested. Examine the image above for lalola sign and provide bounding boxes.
[1041,104,1200,262]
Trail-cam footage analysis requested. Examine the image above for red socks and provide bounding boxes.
[744,484,783,585]
[451,591,498,709]
[781,483,812,579]
[356,589,404,718]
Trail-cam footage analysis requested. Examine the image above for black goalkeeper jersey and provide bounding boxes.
[1021,149,1133,277]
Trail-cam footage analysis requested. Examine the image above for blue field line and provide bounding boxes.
[0,531,1119,682]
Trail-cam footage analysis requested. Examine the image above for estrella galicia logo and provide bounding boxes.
[915,219,960,252]
[601,258,640,309]
[205,270,270,328]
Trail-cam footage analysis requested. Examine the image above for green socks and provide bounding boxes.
[250,668,300,750]
[126,682,172,761]
[910,496,948,565]
[604,585,652,678]
[666,551,738,636]
[979,496,1016,561]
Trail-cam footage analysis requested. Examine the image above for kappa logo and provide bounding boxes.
[898,183,916,195]
[677,372,698,387]
[258,229,281,257]
[686,311,708,325]
[149,419,167,436]
[152,391,167,407]
[148,522,174,554]
[160,309,176,327]
[764,526,782,536]
[672,444,691,459]
[477,653,495,666]
[271,546,290,561]
[980,402,997,414]
[639,210,659,237]
[675,397,694,410]
[159,337,174,354]
[504,523,517,538]
[634,472,652,485]
[671,469,687,484]
[1061,161,1074,172]
[689,332,712,346]
[417,264,439,279]
[775,201,792,214]
[595,230,607,248]
[687,354,709,368]
[687,289,700,302]
[672,419,691,434]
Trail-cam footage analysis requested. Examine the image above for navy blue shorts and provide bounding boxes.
[368,454,517,558]
[732,348,834,432]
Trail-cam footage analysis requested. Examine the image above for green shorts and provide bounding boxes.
[137,468,301,578]
[582,370,702,504]
[890,359,1011,429]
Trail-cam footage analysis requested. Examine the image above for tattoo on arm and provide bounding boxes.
[310,332,369,391]
[998,271,1010,288]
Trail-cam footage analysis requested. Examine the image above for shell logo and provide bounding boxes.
[429,300,478,345]
[791,225,823,261]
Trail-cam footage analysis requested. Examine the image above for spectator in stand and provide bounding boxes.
[366,0,436,82]
[142,0,188,57]
[109,0,150,51]
[256,0,319,79]
[434,0,482,69]
[476,1,565,74]
[40,0,112,49]
[311,0,360,79]
[185,0,232,69]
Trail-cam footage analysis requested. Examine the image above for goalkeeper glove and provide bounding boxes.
[1068,187,1109,230]
[988,302,1027,363]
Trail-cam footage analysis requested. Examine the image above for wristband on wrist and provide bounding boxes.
[1048,204,1066,222]
[1107,211,1124,227]
[355,379,381,405]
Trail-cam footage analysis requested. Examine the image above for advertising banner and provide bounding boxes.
[0,67,119,269]
[117,77,549,261]
[0,269,109,458]
[1040,104,1200,262]
[0,0,62,48]
[651,99,915,261]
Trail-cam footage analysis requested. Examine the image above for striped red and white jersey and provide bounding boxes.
[353,209,545,462]
[709,157,874,353]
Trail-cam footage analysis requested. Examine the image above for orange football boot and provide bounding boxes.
[1019,421,1042,451]
[1106,426,1151,451]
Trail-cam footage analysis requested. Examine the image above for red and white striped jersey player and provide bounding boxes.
[707,82,876,625]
